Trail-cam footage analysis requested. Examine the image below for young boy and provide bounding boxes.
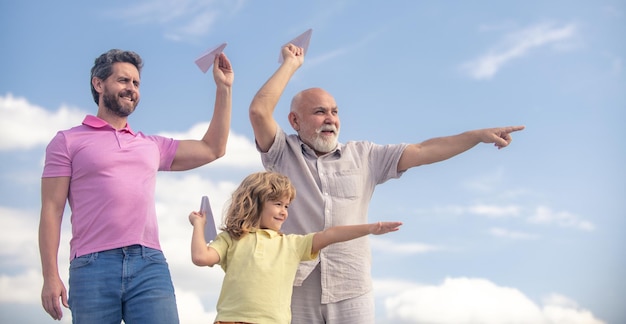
[189,171,402,323]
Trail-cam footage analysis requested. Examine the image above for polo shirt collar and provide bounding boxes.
[83,115,136,135]
[251,228,284,238]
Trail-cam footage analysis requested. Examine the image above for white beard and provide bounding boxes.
[310,126,339,153]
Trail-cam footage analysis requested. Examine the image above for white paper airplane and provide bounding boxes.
[195,43,227,73]
[278,28,312,63]
[200,195,218,243]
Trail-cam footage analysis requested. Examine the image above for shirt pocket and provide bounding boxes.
[327,168,361,199]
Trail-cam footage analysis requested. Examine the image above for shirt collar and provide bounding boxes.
[82,115,135,135]
[250,228,284,238]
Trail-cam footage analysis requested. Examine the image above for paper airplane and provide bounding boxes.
[278,28,312,63]
[195,43,227,73]
[200,195,218,243]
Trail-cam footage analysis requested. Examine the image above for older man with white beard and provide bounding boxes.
[249,43,524,323]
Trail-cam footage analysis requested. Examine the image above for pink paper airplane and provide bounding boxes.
[195,43,227,73]
[278,28,313,63]
[200,195,217,243]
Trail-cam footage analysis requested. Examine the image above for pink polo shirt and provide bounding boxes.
[42,115,179,260]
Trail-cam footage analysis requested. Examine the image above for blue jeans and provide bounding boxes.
[68,245,179,324]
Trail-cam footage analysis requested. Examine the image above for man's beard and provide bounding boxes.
[310,125,339,153]
[102,90,138,117]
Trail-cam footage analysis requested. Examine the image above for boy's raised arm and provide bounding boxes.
[311,221,402,254]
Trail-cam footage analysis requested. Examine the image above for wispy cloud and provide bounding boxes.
[461,22,577,80]
[468,204,522,218]
[304,26,386,69]
[370,237,442,254]
[601,5,624,18]
[304,48,349,68]
[107,0,246,43]
[462,168,528,198]
[0,93,85,151]
[424,203,522,219]
[413,202,592,233]
[489,227,539,240]
[527,206,594,231]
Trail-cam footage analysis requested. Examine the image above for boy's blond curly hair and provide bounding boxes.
[221,172,296,239]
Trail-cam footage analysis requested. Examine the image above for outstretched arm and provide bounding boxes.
[311,221,402,254]
[172,53,234,171]
[188,211,220,267]
[397,125,525,172]
[249,44,304,152]
[39,177,70,320]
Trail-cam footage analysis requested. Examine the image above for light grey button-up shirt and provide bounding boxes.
[260,126,407,303]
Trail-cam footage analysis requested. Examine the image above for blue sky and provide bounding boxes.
[1,1,624,323]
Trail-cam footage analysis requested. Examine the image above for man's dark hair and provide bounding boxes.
[90,49,143,104]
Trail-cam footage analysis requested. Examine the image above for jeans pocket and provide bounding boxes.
[69,253,95,269]
[144,248,167,264]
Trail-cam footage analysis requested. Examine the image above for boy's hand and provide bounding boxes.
[188,211,207,227]
[370,221,403,235]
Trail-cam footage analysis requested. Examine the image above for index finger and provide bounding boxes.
[506,125,525,133]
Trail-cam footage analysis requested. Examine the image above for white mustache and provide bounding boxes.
[316,125,337,133]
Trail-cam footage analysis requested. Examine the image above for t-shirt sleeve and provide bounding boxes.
[42,131,72,178]
[146,135,179,171]
[208,232,231,269]
[296,233,319,261]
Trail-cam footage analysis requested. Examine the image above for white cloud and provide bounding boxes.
[153,172,233,318]
[0,207,71,320]
[175,289,218,324]
[0,93,85,151]
[461,22,577,80]
[381,277,604,324]
[0,93,260,321]
[0,207,43,268]
[489,227,539,240]
[0,270,43,304]
[0,91,261,165]
[0,172,233,321]
[527,206,594,231]
[0,166,603,323]
[422,203,521,219]
[542,294,605,324]
[468,204,521,218]
[158,122,263,169]
[370,237,442,254]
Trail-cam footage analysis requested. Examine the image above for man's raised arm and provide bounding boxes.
[249,44,304,152]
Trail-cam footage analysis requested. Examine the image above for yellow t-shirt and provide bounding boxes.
[209,229,318,323]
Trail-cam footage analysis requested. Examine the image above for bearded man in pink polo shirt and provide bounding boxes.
[38,48,234,323]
